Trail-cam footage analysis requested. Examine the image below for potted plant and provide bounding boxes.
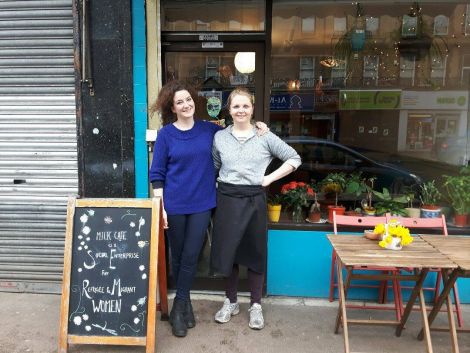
[419,180,442,218]
[403,187,421,218]
[344,173,377,216]
[443,167,470,227]
[267,194,283,223]
[321,172,347,222]
[374,219,414,251]
[307,193,322,223]
[372,187,408,216]
[281,181,315,223]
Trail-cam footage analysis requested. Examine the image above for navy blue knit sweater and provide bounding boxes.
[149,120,222,215]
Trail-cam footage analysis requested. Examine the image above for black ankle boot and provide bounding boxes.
[184,300,195,328]
[169,298,187,337]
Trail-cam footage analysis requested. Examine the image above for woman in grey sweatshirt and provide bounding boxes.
[210,88,301,330]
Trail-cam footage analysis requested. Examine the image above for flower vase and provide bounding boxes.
[385,237,402,251]
[292,206,304,223]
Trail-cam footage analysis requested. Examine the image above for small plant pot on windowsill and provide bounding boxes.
[420,205,441,218]
[453,213,469,227]
[405,207,421,218]
[267,204,282,223]
[328,205,345,223]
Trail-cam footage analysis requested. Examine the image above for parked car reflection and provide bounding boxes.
[435,136,469,166]
[269,137,422,194]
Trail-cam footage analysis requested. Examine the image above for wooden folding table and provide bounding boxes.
[417,235,470,353]
[328,234,457,353]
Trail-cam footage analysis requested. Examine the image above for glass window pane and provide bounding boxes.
[270,1,470,223]
[161,0,265,32]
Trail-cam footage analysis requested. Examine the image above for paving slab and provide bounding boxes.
[0,292,468,353]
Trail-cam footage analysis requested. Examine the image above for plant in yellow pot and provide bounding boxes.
[267,194,283,223]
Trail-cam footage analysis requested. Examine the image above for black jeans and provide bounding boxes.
[167,210,211,301]
[225,264,264,305]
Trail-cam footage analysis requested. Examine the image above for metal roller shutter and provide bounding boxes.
[0,0,77,293]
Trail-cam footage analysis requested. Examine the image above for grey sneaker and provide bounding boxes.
[248,303,264,330]
[214,298,239,323]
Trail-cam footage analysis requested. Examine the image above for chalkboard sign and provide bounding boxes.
[59,198,167,353]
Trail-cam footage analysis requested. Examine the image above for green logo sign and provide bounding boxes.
[457,96,466,106]
[340,91,401,110]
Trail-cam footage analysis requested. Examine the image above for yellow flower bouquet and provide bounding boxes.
[373,220,413,250]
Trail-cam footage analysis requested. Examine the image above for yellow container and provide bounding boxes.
[267,204,282,222]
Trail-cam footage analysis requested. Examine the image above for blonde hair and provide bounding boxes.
[226,87,254,109]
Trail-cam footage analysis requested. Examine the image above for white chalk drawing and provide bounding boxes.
[92,322,117,336]
[78,235,83,240]
[135,217,146,237]
[82,314,89,321]
[78,246,82,251]
[131,305,137,312]
[120,311,146,333]
[121,210,137,220]
[82,226,91,235]
[83,250,96,269]
[104,216,113,224]
[80,213,89,224]
[130,221,136,228]
[78,268,82,272]
[87,209,95,216]
[73,316,82,326]
[136,297,147,307]
[141,273,147,280]
[85,325,91,332]
[137,240,148,248]
[69,285,86,321]
[139,265,145,271]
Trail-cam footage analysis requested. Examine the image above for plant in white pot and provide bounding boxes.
[404,187,420,218]
[419,180,442,218]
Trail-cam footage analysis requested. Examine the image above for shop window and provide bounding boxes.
[205,56,220,80]
[299,56,315,88]
[161,0,265,31]
[363,56,379,85]
[365,16,379,36]
[430,54,446,86]
[400,55,415,87]
[461,54,470,87]
[433,15,449,36]
[466,4,470,36]
[334,17,347,34]
[331,59,347,87]
[301,17,315,33]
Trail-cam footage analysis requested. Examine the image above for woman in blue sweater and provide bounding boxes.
[149,80,266,337]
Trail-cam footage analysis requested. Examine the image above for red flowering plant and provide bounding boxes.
[281,181,315,222]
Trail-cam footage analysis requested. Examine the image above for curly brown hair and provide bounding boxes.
[149,80,197,125]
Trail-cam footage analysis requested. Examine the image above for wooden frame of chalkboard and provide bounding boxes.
[58,198,167,353]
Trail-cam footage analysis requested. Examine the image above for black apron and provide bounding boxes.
[210,182,267,276]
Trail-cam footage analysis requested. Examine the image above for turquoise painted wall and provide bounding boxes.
[132,0,149,198]
[267,230,470,303]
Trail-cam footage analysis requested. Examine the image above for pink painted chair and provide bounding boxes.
[384,214,463,327]
[330,212,403,320]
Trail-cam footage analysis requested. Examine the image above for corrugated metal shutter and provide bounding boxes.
[0,0,77,293]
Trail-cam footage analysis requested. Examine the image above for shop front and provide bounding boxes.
[137,0,470,300]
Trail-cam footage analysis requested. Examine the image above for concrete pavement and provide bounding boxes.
[0,291,468,353]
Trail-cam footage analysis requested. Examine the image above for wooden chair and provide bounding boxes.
[384,214,463,327]
[329,212,403,320]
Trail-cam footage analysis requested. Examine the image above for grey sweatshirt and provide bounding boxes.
[212,126,302,185]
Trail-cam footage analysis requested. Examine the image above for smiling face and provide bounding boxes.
[229,93,253,125]
[171,89,195,121]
